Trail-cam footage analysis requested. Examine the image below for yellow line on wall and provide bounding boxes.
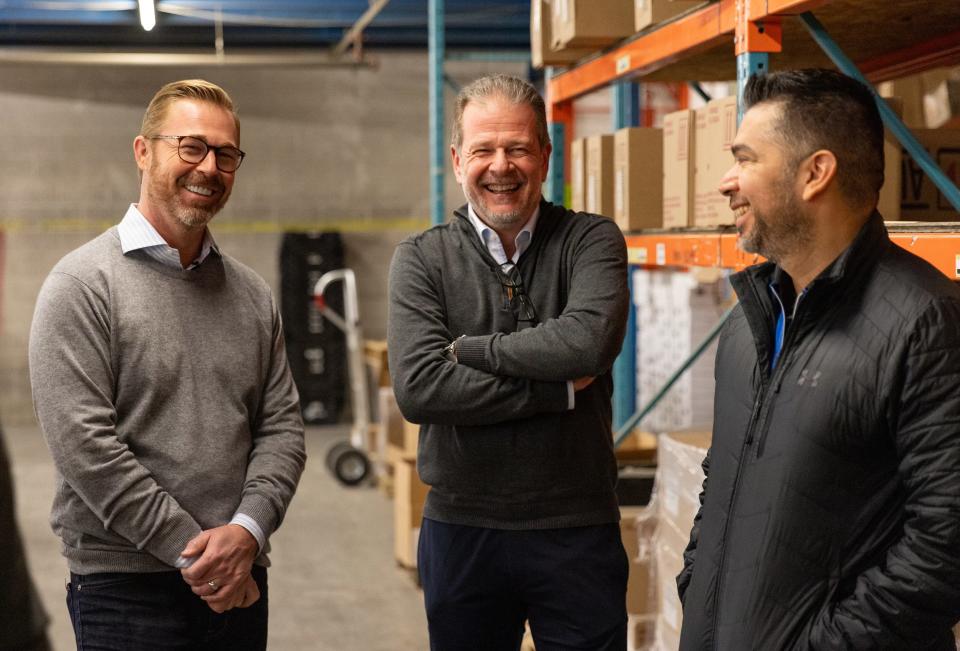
[0,216,432,234]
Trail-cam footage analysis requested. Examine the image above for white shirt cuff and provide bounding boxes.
[230,513,266,553]
[567,381,575,410]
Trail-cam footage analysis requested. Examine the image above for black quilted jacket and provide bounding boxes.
[677,213,960,650]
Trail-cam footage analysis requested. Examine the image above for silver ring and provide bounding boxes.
[207,579,219,592]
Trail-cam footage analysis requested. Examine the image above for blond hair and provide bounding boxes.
[140,79,239,138]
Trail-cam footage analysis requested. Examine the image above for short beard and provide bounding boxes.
[739,185,813,264]
[462,183,527,230]
[174,205,217,230]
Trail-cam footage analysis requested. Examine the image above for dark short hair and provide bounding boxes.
[451,74,550,153]
[743,68,884,209]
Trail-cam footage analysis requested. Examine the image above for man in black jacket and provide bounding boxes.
[678,68,960,650]
[388,74,629,650]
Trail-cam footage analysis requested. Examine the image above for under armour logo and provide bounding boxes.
[798,369,821,387]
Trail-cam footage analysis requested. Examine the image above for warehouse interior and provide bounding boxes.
[2,0,959,649]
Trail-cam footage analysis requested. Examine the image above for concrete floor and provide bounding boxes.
[7,424,430,651]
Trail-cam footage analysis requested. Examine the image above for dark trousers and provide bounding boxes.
[66,565,268,651]
[419,518,628,651]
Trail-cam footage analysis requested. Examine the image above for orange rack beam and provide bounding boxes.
[625,226,960,279]
[547,0,829,104]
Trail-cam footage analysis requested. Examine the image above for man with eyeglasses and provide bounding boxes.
[28,79,305,650]
[388,74,630,650]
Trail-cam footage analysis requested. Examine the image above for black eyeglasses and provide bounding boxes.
[149,135,246,172]
[495,263,538,328]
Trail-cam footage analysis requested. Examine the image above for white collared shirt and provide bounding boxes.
[118,204,219,270]
[466,204,539,265]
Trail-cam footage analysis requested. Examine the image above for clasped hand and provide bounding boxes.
[179,524,260,613]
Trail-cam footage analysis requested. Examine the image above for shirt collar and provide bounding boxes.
[466,204,539,265]
[118,204,219,269]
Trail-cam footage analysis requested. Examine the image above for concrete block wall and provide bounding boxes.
[0,54,527,424]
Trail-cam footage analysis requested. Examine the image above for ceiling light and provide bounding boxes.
[138,0,156,31]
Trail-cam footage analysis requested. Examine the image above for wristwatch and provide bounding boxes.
[444,335,466,363]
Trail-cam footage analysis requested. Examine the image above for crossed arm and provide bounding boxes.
[387,220,628,425]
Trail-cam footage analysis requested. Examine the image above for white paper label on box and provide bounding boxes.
[615,168,625,214]
[955,254,960,278]
[616,55,631,74]
[631,247,648,265]
[656,242,666,266]
[588,174,598,213]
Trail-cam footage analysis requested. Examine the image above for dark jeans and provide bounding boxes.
[419,518,628,651]
[66,565,268,650]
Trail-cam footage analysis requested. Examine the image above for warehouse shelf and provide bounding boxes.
[546,0,960,107]
[544,0,960,430]
[625,224,960,278]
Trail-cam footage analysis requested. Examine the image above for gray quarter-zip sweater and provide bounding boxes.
[388,200,629,529]
[29,227,306,574]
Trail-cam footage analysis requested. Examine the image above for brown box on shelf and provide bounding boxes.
[614,127,664,231]
[693,96,738,227]
[663,109,696,228]
[388,418,419,465]
[551,0,634,50]
[531,0,593,68]
[621,505,657,616]
[899,128,960,221]
[571,137,587,212]
[586,133,615,217]
[377,387,403,456]
[364,339,391,388]
[394,458,429,568]
[635,0,704,31]
[615,429,658,464]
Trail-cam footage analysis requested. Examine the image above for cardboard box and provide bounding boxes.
[570,137,587,212]
[393,458,429,567]
[899,128,960,221]
[662,109,695,228]
[693,96,738,227]
[586,133,615,217]
[635,0,703,31]
[551,0,634,50]
[377,387,403,456]
[626,614,656,651]
[614,127,664,231]
[531,0,593,68]
[621,506,656,616]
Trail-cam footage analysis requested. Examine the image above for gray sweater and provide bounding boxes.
[388,201,629,529]
[29,228,306,574]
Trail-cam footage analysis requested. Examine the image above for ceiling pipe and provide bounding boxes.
[333,0,391,58]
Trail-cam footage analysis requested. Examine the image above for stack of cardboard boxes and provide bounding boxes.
[651,431,711,650]
[530,0,634,68]
[633,268,731,433]
[662,95,738,229]
[378,387,428,570]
